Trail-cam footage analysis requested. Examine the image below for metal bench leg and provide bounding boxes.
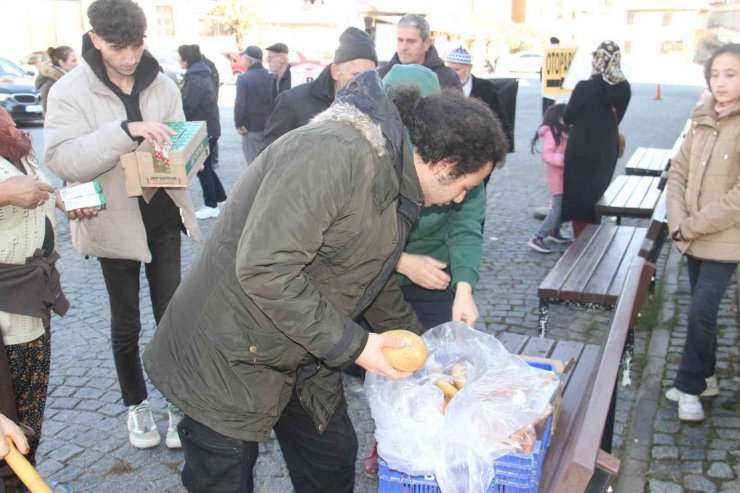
[538,299,549,338]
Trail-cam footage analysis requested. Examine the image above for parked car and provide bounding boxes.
[224,50,326,86]
[507,51,544,74]
[154,51,184,86]
[0,58,43,123]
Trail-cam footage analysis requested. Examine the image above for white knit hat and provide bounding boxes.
[446,47,472,65]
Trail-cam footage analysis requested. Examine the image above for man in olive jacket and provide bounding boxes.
[144,71,501,492]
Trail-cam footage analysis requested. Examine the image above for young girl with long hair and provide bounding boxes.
[528,103,572,253]
[665,43,740,421]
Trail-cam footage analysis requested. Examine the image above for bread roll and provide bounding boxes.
[381,330,428,372]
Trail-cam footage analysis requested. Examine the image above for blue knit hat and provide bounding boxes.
[446,47,472,65]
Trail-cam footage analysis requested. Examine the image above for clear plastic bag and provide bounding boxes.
[365,322,560,493]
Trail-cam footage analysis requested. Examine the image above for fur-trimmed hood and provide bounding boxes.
[313,70,405,176]
[35,61,66,88]
[311,103,387,157]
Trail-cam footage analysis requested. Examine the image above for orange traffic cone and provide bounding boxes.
[654,84,662,101]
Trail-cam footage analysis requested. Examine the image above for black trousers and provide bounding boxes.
[98,217,181,406]
[401,283,455,331]
[178,390,357,493]
[197,138,227,208]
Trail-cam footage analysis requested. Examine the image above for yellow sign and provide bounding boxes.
[543,47,577,98]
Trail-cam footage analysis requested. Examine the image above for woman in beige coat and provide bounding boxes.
[665,43,740,422]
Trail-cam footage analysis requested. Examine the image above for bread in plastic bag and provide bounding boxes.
[365,322,560,493]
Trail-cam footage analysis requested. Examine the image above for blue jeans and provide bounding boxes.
[674,256,737,395]
[197,139,227,208]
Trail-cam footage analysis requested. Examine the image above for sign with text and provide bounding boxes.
[542,47,577,98]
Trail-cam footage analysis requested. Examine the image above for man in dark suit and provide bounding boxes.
[446,47,514,156]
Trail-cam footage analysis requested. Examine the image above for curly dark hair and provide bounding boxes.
[393,88,507,179]
[88,0,147,47]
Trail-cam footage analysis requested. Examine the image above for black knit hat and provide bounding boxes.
[333,27,378,65]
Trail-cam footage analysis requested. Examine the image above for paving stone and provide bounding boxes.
[648,479,684,493]
[680,447,707,461]
[654,446,680,460]
[707,462,735,480]
[681,461,704,474]
[719,480,740,493]
[684,475,718,492]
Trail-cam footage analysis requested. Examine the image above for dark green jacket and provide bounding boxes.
[143,102,424,442]
[396,183,485,290]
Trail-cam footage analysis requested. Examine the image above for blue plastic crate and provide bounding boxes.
[378,361,556,493]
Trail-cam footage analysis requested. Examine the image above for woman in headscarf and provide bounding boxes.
[561,40,631,237]
[0,106,68,491]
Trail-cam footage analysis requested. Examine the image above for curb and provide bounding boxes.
[614,244,681,493]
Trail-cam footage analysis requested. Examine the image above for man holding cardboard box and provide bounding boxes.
[44,0,200,450]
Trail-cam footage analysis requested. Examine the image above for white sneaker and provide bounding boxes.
[678,393,705,421]
[195,206,219,219]
[166,404,183,449]
[665,375,719,402]
[127,400,161,449]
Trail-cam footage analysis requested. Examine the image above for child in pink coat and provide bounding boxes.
[528,104,571,253]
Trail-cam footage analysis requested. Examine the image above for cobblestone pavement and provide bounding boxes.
[22,80,735,492]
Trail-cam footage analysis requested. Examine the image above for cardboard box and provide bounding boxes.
[59,181,106,211]
[121,121,209,196]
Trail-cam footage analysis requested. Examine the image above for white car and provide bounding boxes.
[508,51,543,74]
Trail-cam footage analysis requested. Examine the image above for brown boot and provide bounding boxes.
[363,441,379,479]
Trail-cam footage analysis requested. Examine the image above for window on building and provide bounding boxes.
[627,12,634,24]
[662,12,672,26]
[660,40,684,54]
[624,41,632,53]
[157,5,175,37]
[200,16,232,37]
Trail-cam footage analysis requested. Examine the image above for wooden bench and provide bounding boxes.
[522,257,654,492]
[595,175,662,224]
[537,223,646,335]
[624,147,673,177]
[638,189,667,264]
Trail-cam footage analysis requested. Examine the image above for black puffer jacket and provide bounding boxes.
[181,61,221,139]
[260,64,335,151]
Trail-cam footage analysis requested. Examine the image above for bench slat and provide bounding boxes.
[497,332,529,354]
[559,225,619,301]
[580,226,642,305]
[521,336,556,358]
[624,147,647,175]
[538,225,602,299]
[598,175,628,208]
[549,340,588,392]
[622,175,655,213]
[637,177,662,212]
[609,176,637,209]
[605,228,647,301]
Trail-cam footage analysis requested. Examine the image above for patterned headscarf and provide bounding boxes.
[0,107,33,165]
[592,40,626,85]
